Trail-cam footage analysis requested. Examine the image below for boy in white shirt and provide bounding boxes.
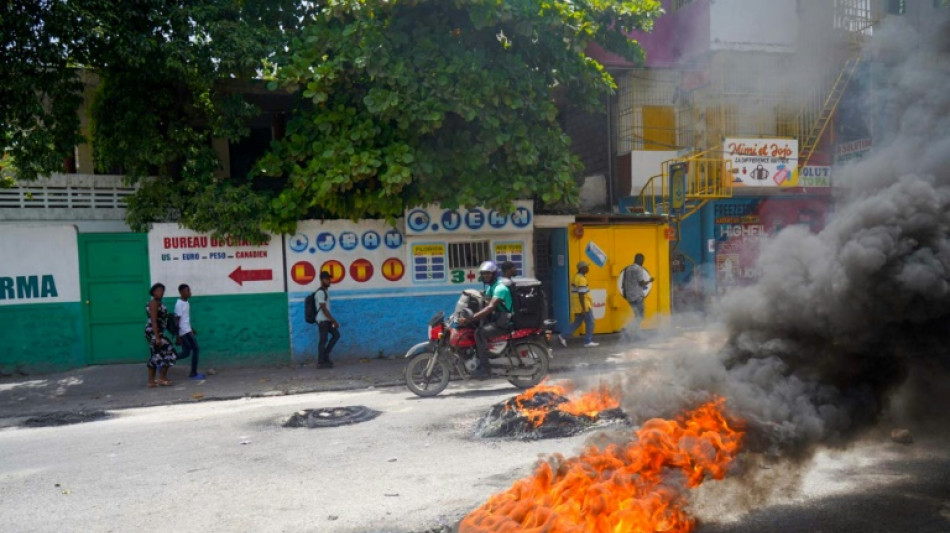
[175,284,206,380]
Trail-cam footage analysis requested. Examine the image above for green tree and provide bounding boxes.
[2,0,310,239]
[258,0,661,233]
[3,0,661,239]
[85,0,309,240]
[1,0,89,182]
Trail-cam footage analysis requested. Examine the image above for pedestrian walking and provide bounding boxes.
[558,261,598,348]
[145,283,177,387]
[175,284,206,380]
[314,271,340,369]
[621,253,654,339]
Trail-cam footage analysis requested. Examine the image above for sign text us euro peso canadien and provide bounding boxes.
[148,224,284,295]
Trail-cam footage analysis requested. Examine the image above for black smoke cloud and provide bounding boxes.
[620,15,950,456]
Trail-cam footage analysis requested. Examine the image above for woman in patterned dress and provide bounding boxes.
[146,283,177,387]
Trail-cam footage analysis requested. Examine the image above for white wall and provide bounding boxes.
[630,150,679,196]
[710,0,798,53]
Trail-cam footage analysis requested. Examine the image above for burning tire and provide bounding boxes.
[507,342,549,390]
[405,351,451,397]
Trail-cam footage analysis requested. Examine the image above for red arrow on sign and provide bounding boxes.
[229,266,273,286]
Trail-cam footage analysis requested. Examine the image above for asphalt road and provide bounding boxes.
[2,333,948,533]
[0,381,595,533]
[697,432,950,533]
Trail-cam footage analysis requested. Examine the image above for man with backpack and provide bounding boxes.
[306,271,340,369]
[500,261,518,282]
[621,253,654,339]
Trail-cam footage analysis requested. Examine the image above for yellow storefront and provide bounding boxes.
[566,217,672,335]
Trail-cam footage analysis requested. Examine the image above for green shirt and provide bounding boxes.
[486,280,513,314]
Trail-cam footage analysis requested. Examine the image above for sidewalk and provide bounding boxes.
[0,333,637,427]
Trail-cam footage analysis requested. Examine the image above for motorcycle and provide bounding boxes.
[404,289,557,397]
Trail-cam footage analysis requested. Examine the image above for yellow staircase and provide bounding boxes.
[634,151,733,220]
[630,1,878,221]
[797,56,862,168]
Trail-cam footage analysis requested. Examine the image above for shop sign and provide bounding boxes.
[404,201,533,236]
[0,226,81,306]
[724,138,799,188]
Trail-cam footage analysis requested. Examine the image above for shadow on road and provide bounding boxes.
[700,454,950,533]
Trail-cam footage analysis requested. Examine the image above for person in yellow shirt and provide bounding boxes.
[558,261,598,348]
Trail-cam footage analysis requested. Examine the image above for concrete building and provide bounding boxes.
[582,0,947,309]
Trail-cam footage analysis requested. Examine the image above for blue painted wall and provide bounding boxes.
[288,286,481,362]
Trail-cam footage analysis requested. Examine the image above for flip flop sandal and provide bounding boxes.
[147,381,157,388]
[157,379,173,387]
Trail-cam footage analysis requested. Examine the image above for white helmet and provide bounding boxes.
[478,261,498,275]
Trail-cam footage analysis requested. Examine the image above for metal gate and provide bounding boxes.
[79,233,150,364]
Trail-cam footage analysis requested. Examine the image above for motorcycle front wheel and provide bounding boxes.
[405,351,451,397]
[507,342,550,389]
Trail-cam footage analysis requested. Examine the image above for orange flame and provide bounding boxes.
[460,398,744,533]
[509,380,621,428]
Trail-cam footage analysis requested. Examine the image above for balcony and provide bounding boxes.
[0,174,136,222]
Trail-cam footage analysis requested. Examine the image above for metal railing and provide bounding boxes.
[0,174,135,212]
[635,154,733,217]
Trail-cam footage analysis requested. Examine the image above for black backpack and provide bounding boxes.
[165,313,180,335]
[304,288,328,324]
[508,278,547,330]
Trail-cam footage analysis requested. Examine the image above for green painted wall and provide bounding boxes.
[163,292,290,368]
[0,302,85,375]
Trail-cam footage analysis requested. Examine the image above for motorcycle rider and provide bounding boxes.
[460,260,513,379]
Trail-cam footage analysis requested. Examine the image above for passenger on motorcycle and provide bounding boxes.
[459,260,513,379]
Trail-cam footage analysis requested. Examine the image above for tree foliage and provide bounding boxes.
[1,0,88,181]
[258,0,661,234]
[3,0,661,239]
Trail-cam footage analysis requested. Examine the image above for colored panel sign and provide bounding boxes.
[320,260,346,283]
[148,224,284,295]
[339,231,359,251]
[404,201,533,235]
[799,166,832,187]
[511,206,532,228]
[350,258,374,283]
[407,209,431,233]
[290,261,316,285]
[494,241,525,276]
[441,210,462,231]
[412,243,447,282]
[724,138,799,188]
[361,231,380,250]
[835,138,871,164]
[381,258,405,281]
[0,226,80,306]
[714,198,830,289]
[286,219,410,292]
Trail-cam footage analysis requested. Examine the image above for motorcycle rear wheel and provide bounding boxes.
[507,342,550,389]
[405,351,451,397]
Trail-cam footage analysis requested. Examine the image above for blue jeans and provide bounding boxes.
[563,310,594,344]
[628,299,645,331]
[317,321,340,363]
[179,332,200,376]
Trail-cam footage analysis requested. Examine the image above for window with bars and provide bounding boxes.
[448,241,491,270]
